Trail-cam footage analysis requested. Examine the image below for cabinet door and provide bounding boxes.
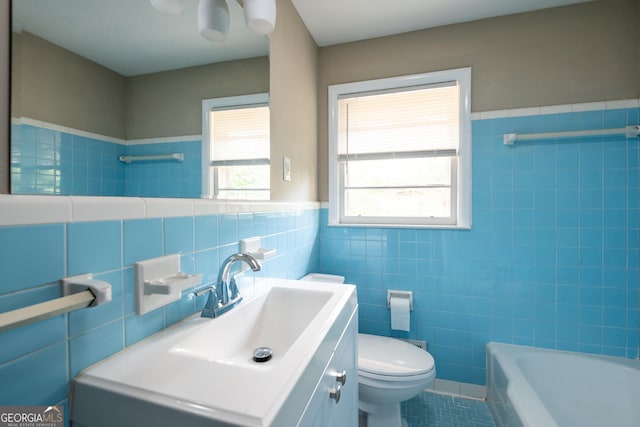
[326,316,357,427]
[300,312,358,427]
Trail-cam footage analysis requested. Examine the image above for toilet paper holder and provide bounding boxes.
[387,290,413,310]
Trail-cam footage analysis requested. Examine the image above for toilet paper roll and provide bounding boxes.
[390,295,411,332]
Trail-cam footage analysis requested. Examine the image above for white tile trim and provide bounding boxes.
[606,99,640,109]
[71,197,146,222]
[11,116,200,146]
[0,195,72,226]
[472,98,640,120]
[508,107,541,118]
[0,195,320,226]
[539,104,573,115]
[12,117,126,145]
[193,199,228,216]
[144,198,194,218]
[127,135,202,145]
[571,101,606,112]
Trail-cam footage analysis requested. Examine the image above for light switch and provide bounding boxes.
[283,157,291,182]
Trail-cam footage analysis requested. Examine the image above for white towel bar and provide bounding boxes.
[0,275,112,333]
[119,153,184,163]
[0,291,94,333]
[504,125,640,145]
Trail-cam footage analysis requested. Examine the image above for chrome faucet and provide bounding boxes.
[201,253,261,318]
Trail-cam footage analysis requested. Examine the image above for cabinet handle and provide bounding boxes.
[329,385,341,403]
[335,370,347,385]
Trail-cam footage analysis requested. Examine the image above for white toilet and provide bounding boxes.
[358,333,435,427]
[301,274,436,427]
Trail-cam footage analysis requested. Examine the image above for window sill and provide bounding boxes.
[326,221,471,230]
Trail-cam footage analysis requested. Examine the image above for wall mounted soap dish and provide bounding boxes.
[135,254,201,315]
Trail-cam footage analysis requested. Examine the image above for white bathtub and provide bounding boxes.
[486,342,640,427]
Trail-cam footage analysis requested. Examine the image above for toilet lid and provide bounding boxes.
[358,333,435,377]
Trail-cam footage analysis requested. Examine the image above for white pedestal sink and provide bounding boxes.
[71,278,358,427]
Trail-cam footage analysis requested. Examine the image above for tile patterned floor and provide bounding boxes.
[402,392,496,427]
[359,391,496,427]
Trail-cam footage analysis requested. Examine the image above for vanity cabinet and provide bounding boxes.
[297,308,358,427]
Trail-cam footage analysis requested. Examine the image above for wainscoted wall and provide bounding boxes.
[319,101,640,385]
[11,119,202,198]
[0,198,319,423]
[2,100,639,417]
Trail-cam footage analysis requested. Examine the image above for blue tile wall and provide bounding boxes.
[11,123,201,198]
[319,107,640,385]
[0,207,319,422]
[11,124,126,196]
[124,141,202,198]
[4,105,638,414]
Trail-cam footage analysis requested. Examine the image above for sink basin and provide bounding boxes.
[170,286,332,368]
[71,278,357,427]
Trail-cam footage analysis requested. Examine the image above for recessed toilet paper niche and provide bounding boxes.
[388,290,413,332]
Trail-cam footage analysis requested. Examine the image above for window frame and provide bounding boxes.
[201,93,270,200]
[328,68,472,228]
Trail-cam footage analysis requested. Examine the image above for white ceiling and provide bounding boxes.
[12,0,269,76]
[291,0,593,47]
[11,0,593,76]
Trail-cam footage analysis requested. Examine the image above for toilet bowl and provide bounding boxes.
[301,274,436,427]
[358,333,435,427]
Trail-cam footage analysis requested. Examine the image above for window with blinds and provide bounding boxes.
[202,94,270,200]
[328,69,471,227]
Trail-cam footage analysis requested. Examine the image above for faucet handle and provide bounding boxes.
[193,285,215,298]
[200,286,222,318]
[229,276,240,300]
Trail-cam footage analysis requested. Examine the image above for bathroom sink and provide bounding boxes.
[170,285,333,368]
[71,278,357,427]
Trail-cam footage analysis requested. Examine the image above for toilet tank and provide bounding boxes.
[301,273,345,284]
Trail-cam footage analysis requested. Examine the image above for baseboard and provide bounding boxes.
[425,379,486,400]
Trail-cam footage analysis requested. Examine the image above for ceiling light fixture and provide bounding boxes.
[198,0,230,43]
[243,0,276,35]
[150,0,185,15]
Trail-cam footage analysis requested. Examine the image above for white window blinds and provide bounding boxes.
[210,105,270,164]
[337,82,459,159]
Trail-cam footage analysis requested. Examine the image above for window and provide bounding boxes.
[328,69,471,228]
[202,94,270,200]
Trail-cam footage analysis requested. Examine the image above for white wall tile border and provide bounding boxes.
[127,135,202,145]
[145,198,194,218]
[11,117,126,145]
[71,197,146,222]
[193,199,228,216]
[571,101,607,112]
[11,116,201,146]
[470,98,640,121]
[0,195,72,225]
[606,99,640,109]
[0,195,320,226]
[538,104,573,115]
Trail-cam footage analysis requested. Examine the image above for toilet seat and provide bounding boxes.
[358,333,435,378]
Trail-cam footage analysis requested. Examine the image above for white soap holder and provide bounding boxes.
[135,254,201,315]
[240,236,277,260]
[248,248,277,260]
[144,272,201,295]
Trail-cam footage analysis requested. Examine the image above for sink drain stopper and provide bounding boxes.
[253,347,273,362]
